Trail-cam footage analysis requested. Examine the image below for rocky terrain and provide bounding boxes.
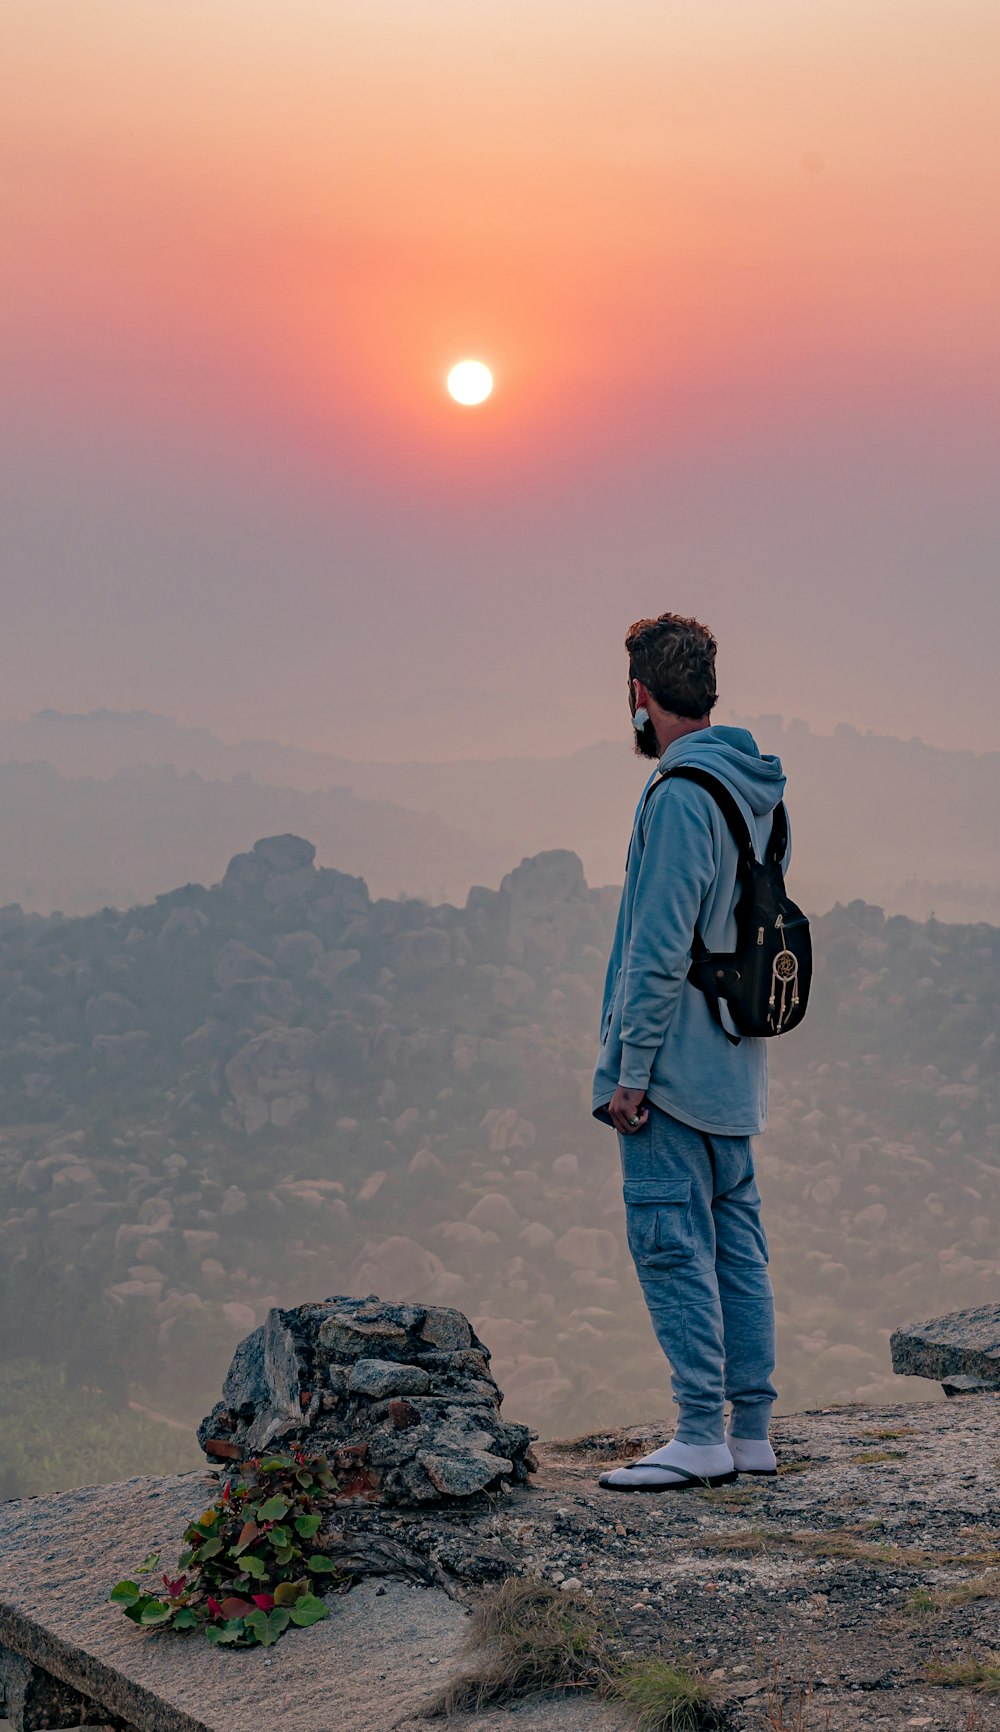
[1,1391,999,1731]
[0,831,997,1494]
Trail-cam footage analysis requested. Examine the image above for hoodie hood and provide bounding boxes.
[657,724,786,817]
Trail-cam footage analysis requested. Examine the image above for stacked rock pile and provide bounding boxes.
[198,1294,536,1505]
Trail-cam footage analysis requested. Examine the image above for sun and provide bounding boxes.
[447,359,493,406]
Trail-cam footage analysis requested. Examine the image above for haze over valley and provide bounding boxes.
[1,823,995,1496]
[2,708,998,924]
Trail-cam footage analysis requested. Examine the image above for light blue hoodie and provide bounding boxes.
[591,725,790,1138]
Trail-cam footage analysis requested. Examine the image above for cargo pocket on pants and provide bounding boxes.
[623,1178,693,1268]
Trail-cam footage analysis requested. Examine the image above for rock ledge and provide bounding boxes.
[890,1301,1000,1392]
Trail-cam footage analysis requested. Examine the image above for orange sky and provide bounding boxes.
[2,0,999,755]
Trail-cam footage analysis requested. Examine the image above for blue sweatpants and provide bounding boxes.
[617,1103,778,1446]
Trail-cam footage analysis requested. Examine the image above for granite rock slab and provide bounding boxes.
[0,1473,473,1732]
[890,1301,1000,1387]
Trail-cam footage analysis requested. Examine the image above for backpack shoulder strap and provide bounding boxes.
[656,765,758,865]
[637,765,750,1045]
[767,800,789,865]
[642,766,787,869]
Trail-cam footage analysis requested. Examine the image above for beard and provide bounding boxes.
[631,714,661,759]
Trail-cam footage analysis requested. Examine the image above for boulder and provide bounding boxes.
[198,1295,534,1505]
[221,850,273,900]
[389,928,452,972]
[223,1026,319,1134]
[500,849,591,968]
[418,1449,513,1497]
[554,1227,619,1272]
[890,1303,1000,1391]
[466,1193,520,1233]
[347,1360,432,1398]
[349,1236,448,1301]
[480,1106,536,1153]
[83,991,141,1037]
[308,948,362,988]
[273,929,326,971]
[212,939,275,991]
[520,1221,556,1250]
[221,1301,257,1334]
[253,976,301,1021]
[91,1030,152,1066]
[263,866,318,905]
[253,833,317,872]
[158,905,210,942]
[435,1221,495,1254]
[492,967,536,1009]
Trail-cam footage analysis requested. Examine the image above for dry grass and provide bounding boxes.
[962,1707,989,1731]
[860,1427,913,1441]
[847,1449,905,1464]
[906,1570,1000,1617]
[697,1525,776,1556]
[904,1587,936,1616]
[696,1524,1000,1572]
[423,1575,731,1730]
[926,1649,1000,1691]
[696,1485,754,1507]
[605,1656,727,1731]
[422,1575,612,1715]
[548,1428,651,1460]
[760,1679,831,1731]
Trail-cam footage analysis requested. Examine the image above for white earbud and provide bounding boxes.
[632,705,650,732]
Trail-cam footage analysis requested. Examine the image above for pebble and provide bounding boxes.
[559,1577,583,1591]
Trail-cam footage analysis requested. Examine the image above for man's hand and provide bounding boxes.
[608,1086,649,1134]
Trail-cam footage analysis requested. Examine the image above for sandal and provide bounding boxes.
[597,1461,739,1493]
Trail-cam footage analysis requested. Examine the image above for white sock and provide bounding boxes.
[725,1432,776,1473]
[603,1437,734,1487]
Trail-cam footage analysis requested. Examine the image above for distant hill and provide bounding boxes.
[1,708,998,920]
[0,758,507,914]
[0,829,996,1494]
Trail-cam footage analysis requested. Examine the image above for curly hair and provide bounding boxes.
[625,613,718,720]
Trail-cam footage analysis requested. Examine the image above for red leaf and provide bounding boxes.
[219,1596,254,1620]
[235,1519,260,1552]
[252,1593,275,1611]
[207,1596,224,1617]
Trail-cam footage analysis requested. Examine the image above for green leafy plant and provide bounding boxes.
[109,1449,340,1648]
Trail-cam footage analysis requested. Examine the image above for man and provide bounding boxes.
[592,613,785,1491]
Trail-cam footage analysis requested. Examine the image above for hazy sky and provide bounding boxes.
[3,0,999,759]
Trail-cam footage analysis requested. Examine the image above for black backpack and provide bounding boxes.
[639,765,812,1043]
